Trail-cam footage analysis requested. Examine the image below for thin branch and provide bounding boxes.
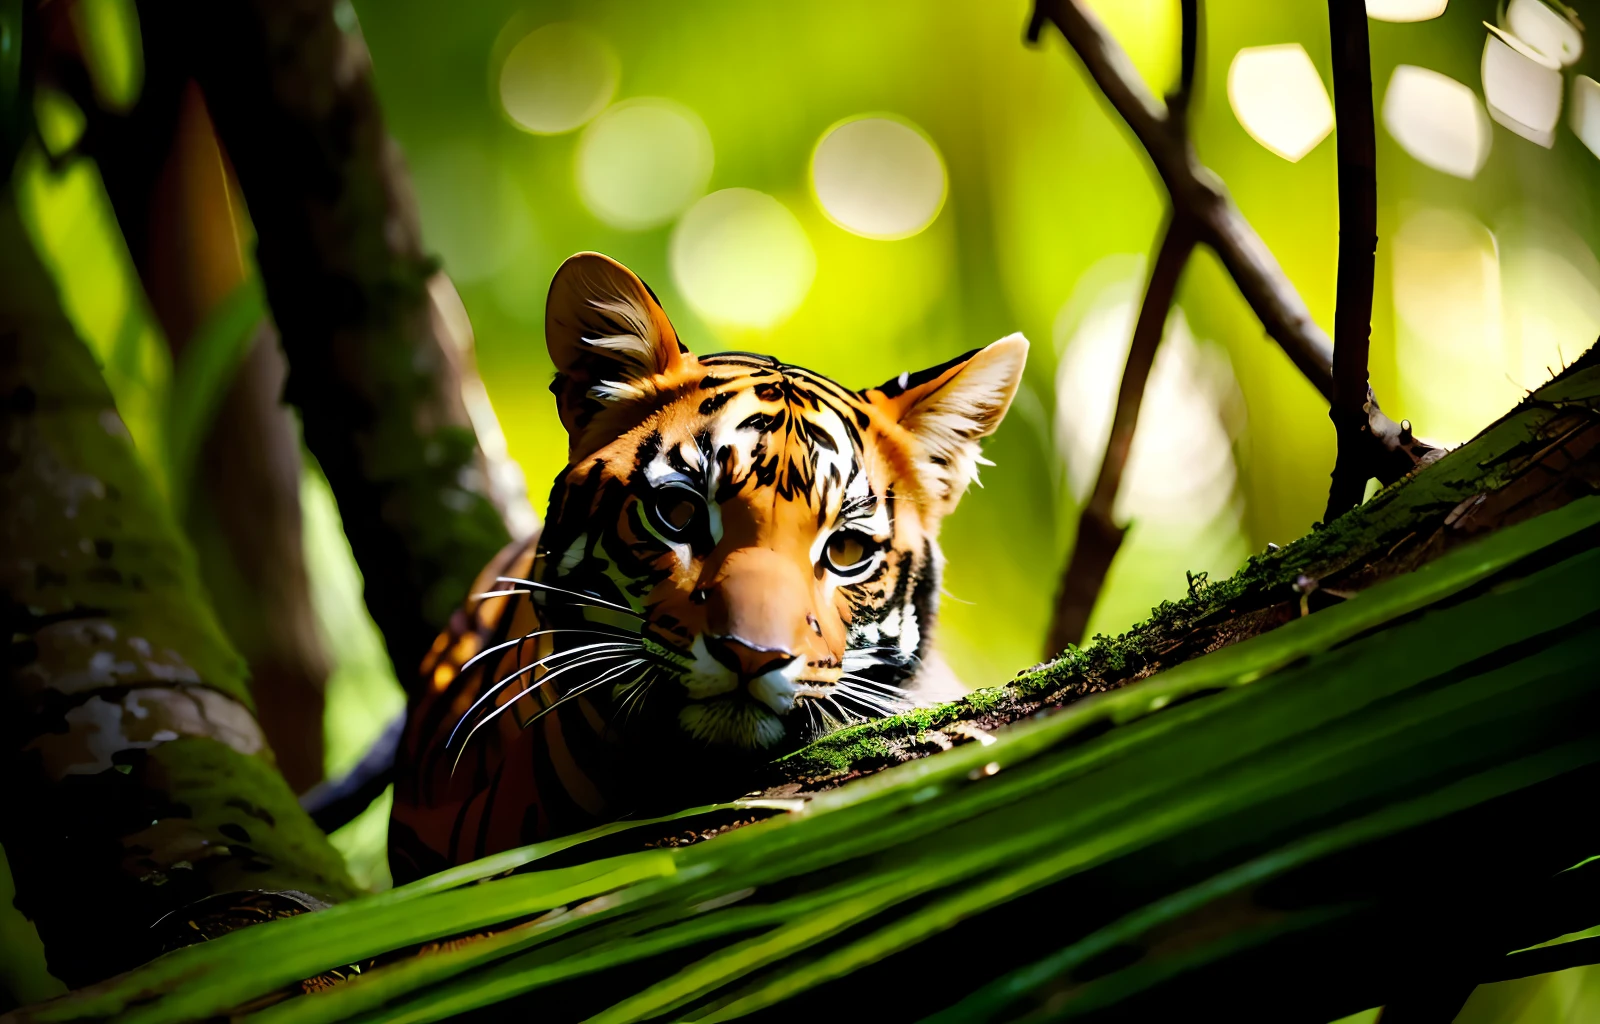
[1324,0,1381,521]
[1179,0,1199,102]
[1028,0,1443,501]
[1048,215,1197,652]
[1044,0,1201,653]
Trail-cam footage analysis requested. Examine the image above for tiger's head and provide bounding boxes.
[530,252,1027,755]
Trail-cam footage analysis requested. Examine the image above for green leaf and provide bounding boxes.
[165,277,268,509]
[22,498,1600,1024]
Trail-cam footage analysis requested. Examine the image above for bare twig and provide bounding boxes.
[1043,0,1202,652]
[1028,0,1443,504]
[1324,0,1381,521]
[1048,216,1198,652]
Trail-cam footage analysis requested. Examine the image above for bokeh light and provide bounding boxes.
[1499,208,1600,392]
[1392,206,1515,444]
[498,22,618,135]
[1083,0,1181,97]
[1504,0,1583,67]
[1366,0,1448,22]
[1574,76,1600,160]
[1382,65,1492,179]
[1227,44,1335,163]
[410,143,534,283]
[1055,299,1241,527]
[1053,258,1248,637]
[670,188,816,330]
[810,116,948,240]
[1482,23,1563,147]
[576,98,714,231]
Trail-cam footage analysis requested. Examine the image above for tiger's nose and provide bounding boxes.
[700,547,826,675]
[703,634,796,682]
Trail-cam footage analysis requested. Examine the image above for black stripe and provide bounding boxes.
[865,348,979,399]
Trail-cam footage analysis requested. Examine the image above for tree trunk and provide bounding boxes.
[0,190,356,988]
[135,0,535,692]
[77,48,334,792]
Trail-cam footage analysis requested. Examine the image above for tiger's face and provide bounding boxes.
[531,253,1027,754]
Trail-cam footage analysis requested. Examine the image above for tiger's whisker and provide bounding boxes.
[839,674,913,694]
[515,666,644,735]
[833,683,913,716]
[820,694,864,725]
[452,656,645,774]
[455,627,635,682]
[837,680,913,704]
[838,683,916,707]
[615,666,656,729]
[449,640,643,748]
[448,645,640,750]
[494,576,644,618]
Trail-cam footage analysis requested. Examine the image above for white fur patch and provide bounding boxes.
[679,700,787,749]
[746,657,806,714]
[679,635,739,700]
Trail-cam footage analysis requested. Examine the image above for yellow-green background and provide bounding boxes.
[14,1,1600,1017]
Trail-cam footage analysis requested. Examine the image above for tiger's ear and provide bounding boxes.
[545,252,688,438]
[864,333,1029,512]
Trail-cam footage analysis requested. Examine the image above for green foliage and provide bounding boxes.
[164,278,268,507]
[25,495,1600,1022]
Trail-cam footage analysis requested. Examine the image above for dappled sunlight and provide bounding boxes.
[1504,0,1584,67]
[576,98,714,230]
[1366,0,1448,23]
[1499,209,1600,394]
[1392,206,1515,445]
[766,198,956,386]
[1382,65,1491,179]
[14,150,170,491]
[810,116,947,241]
[1482,23,1563,147]
[1571,75,1600,160]
[497,21,618,135]
[1082,0,1181,98]
[1053,261,1249,637]
[670,188,816,331]
[1227,44,1334,163]
[1054,281,1243,528]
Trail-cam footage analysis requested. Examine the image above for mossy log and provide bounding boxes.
[0,194,356,989]
[768,340,1600,792]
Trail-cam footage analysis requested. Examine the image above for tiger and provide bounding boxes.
[388,252,1027,883]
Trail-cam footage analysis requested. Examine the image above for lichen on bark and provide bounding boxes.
[0,193,356,987]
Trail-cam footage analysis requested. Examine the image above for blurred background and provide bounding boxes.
[15,0,1600,981]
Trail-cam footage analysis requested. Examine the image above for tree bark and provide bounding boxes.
[59,29,335,790]
[138,0,535,691]
[1324,0,1384,521]
[0,191,356,988]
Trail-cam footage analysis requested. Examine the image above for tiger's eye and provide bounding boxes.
[826,532,871,573]
[660,497,697,531]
